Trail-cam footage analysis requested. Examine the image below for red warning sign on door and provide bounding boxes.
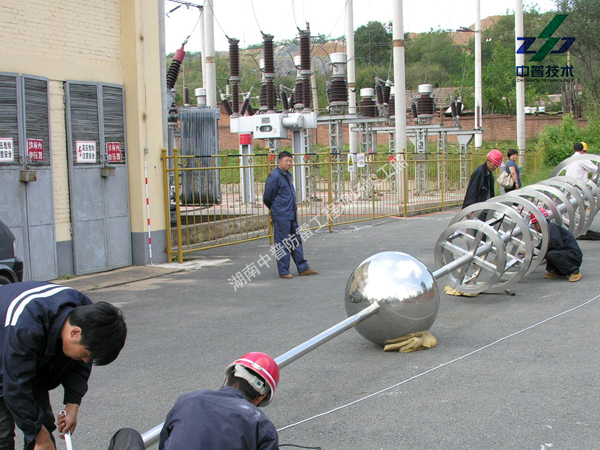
[106,142,122,162]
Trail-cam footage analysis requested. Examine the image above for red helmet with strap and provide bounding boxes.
[486,149,503,167]
[530,207,549,224]
[224,352,280,406]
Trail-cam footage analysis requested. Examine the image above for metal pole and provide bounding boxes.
[346,0,357,155]
[275,303,380,368]
[204,0,216,107]
[392,0,407,207]
[515,0,526,167]
[474,0,483,148]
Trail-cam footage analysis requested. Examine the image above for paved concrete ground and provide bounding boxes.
[47,211,600,450]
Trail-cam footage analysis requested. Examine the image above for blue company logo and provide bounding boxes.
[517,14,575,61]
[516,14,575,78]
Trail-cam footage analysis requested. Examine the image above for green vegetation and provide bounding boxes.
[537,113,600,165]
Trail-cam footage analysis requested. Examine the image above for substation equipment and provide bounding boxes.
[141,158,600,447]
[220,30,482,206]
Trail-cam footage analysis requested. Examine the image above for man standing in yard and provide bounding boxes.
[263,151,318,279]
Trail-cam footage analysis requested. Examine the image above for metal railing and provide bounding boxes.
[162,147,542,262]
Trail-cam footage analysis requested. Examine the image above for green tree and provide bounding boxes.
[556,0,600,115]
[404,31,464,89]
[354,21,392,67]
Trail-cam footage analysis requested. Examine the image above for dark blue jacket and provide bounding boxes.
[547,222,583,262]
[263,167,297,221]
[0,282,93,448]
[462,162,496,209]
[159,386,279,450]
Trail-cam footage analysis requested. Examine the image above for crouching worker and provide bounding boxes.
[0,281,127,450]
[531,209,583,282]
[159,352,280,450]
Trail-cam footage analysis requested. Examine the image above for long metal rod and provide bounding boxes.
[142,303,380,447]
[275,302,380,369]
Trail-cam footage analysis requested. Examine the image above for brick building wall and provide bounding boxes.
[0,0,123,67]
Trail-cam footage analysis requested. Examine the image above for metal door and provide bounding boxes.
[66,82,131,275]
[0,73,57,281]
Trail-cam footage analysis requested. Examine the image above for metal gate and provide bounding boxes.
[65,81,131,275]
[0,73,57,281]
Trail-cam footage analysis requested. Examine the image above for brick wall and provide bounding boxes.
[0,0,123,66]
[218,109,587,152]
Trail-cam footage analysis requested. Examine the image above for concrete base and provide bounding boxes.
[132,229,168,265]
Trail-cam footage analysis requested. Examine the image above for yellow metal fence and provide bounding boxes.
[163,148,540,262]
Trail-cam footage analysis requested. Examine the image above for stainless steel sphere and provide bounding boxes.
[345,252,440,346]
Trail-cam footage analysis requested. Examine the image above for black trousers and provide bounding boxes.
[0,386,56,450]
[546,249,582,276]
[107,428,145,450]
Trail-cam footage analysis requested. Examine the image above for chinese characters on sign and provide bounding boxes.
[76,141,97,163]
[27,139,44,162]
[106,142,122,162]
[0,138,15,163]
[228,157,408,290]
[516,64,574,81]
[515,14,576,82]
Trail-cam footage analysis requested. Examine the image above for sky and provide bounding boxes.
[164,0,559,54]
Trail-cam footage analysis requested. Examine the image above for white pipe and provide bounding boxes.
[515,0,526,167]
[392,0,407,153]
[474,0,483,148]
[346,0,357,154]
[199,7,206,89]
[204,0,217,108]
[159,0,168,149]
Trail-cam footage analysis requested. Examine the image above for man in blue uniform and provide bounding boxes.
[263,151,318,279]
[159,352,280,450]
[0,282,127,450]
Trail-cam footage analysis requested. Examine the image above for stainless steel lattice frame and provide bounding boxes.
[141,171,600,447]
[436,173,600,295]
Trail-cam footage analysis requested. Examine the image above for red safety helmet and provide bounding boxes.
[530,207,549,224]
[486,149,503,167]
[224,352,280,406]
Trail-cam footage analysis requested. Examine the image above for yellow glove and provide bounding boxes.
[443,285,478,297]
[384,330,437,353]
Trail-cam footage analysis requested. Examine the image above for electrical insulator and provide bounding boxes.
[414,84,435,124]
[302,78,311,110]
[411,102,418,119]
[383,80,392,104]
[359,88,377,118]
[375,80,384,105]
[228,38,241,114]
[293,80,304,108]
[222,99,233,116]
[299,31,311,71]
[229,39,240,77]
[388,94,395,117]
[328,53,348,109]
[281,89,289,111]
[240,97,250,116]
[167,46,186,91]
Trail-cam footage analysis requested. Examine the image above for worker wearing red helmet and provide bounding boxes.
[531,208,582,282]
[158,352,280,450]
[462,149,503,212]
